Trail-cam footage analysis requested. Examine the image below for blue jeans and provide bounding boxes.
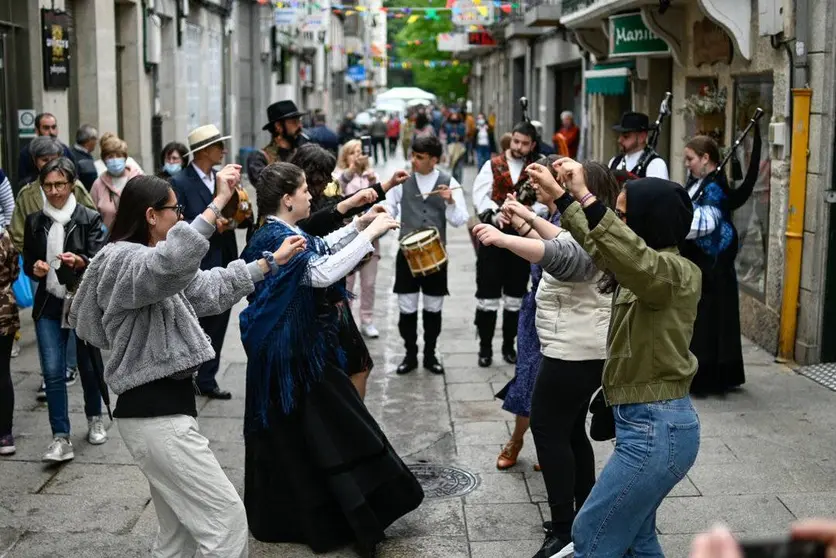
[573,396,700,558]
[30,278,76,374]
[34,318,102,437]
[476,145,491,169]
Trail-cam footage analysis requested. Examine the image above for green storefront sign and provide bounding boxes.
[609,13,669,57]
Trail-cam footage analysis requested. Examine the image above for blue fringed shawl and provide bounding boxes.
[240,219,348,434]
[693,181,733,258]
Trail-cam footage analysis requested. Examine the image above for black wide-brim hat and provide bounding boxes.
[612,111,650,133]
[262,100,308,131]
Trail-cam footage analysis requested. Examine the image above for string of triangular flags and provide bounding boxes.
[386,59,469,69]
[267,1,520,19]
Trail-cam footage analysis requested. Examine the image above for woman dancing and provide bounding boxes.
[241,162,423,557]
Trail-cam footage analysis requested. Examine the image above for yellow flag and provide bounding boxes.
[407,14,419,23]
[477,6,487,15]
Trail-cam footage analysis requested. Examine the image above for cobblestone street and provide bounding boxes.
[1,158,835,557]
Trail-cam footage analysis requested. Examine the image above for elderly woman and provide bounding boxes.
[94,132,144,176]
[157,141,189,181]
[22,157,108,462]
[90,135,144,230]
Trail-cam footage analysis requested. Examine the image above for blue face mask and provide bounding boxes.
[105,157,126,176]
[163,162,182,176]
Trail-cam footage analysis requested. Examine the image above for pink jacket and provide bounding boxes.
[334,167,378,196]
[90,165,144,230]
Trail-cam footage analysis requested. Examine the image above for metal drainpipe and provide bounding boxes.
[777,0,811,362]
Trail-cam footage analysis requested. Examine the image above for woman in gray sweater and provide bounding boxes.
[69,168,305,558]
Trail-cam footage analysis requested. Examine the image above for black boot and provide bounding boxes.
[502,309,519,364]
[474,309,497,367]
[422,310,444,374]
[397,312,419,374]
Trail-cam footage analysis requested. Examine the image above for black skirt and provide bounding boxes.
[244,363,424,552]
[336,301,374,376]
[682,236,746,395]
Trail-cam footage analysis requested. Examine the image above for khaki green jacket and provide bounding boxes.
[561,202,702,405]
[10,180,96,250]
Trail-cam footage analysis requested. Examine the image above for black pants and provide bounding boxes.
[529,356,603,537]
[196,310,231,392]
[371,137,387,165]
[0,334,14,436]
[388,137,399,156]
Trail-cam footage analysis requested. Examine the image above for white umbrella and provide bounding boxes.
[406,98,431,107]
[376,87,437,102]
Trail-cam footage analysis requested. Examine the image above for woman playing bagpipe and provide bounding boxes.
[240,162,423,556]
[681,111,762,396]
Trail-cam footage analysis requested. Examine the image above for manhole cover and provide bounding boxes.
[408,463,478,499]
[797,363,836,391]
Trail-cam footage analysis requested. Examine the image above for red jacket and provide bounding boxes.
[386,119,401,138]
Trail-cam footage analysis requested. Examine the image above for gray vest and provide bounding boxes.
[399,170,452,244]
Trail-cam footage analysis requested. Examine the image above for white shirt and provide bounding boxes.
[384,168,469,228]
[191,163,216,194]
[266,217,373,288]
[685,177,721,240]
[476,126,490,146]
[472,155,525,215]
[608,150,669,180]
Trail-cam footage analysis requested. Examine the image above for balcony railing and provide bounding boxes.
[527,0,561,8]
[561,0,596,15]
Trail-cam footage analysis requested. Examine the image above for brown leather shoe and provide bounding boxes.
[496,439,524,470]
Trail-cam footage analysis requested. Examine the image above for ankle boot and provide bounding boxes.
[502,309,519,364]
[474,309,497,367]
[397,312,418,374]
[422,310,444,374]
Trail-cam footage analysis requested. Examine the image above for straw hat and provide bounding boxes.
[186,124,231,158]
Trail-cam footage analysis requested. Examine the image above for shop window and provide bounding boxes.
[732,74,773,296]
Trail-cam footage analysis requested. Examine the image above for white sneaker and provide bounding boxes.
[10,340,20,358]
[361,324,380,339]
[42,437,74,463]
[87,417,108,445]
[549,542,575,558]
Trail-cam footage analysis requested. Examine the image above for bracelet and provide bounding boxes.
[579,192,595,206]
[207,202,222,221]
[519,225,533,237]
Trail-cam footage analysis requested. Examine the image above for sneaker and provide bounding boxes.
[87,417,108,445]
[42,437,74,463]
[65,368,78,386]
[0,435,15,456]
[533,522,573,558]
[37,381,47,402]
[361,323,380,339]
[10,340,20,358]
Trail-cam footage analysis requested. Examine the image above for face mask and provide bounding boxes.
[105,157,126,176]
[164,162,182,176]
[477,119,486,126]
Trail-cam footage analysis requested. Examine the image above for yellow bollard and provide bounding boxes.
[778,88,813,361]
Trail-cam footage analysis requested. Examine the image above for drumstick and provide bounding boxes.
[415,186,463,198]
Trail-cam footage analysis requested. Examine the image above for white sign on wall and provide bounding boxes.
[18,109,36,138]
[451,0,494,27]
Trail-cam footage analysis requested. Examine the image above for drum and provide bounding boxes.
[400,228,447,277]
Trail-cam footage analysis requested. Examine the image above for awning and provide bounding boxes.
[585,60,634,96]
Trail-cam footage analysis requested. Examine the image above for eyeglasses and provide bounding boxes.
[41,181,69,192]
[157,204,184,218]
[41,124,58,131]
[615,209,628,220]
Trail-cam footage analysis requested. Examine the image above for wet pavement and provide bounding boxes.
[2,155,835,557]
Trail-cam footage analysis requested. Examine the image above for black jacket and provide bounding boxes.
[71,146,99,190]
[23,204,108,320]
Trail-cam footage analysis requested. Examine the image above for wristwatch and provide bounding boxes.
[207,202,222,221]
[262,251,280,275]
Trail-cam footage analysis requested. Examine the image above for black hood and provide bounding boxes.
[624,178,693,250]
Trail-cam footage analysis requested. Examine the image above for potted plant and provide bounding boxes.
[680,84,727,143]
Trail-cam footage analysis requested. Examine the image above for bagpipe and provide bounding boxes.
[516,97,543,206]
[692,107,765,208]
[613,92,672,185]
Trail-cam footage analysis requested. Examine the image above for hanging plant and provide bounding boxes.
[679,85,728,117]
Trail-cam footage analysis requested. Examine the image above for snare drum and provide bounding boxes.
[399,228,447,277]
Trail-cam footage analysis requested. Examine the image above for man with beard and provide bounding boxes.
[608,112,669,180]
[471,121,538,367]
[246,100,310,185]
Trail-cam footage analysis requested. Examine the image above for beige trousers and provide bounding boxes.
[118,416,249,558]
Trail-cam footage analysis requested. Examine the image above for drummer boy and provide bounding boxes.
[382,135,469,375]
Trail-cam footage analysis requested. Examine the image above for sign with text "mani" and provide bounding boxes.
[608,13,669,57]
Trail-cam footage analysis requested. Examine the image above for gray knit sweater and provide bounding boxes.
[69,217,263,394]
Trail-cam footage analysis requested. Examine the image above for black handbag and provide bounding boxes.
[589,388,615,442]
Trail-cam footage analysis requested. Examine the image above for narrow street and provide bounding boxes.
[1,155,835,557]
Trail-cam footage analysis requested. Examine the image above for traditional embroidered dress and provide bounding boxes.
[240,219,423,552]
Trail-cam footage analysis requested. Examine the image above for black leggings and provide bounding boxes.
[0,334,14,437]
[529,356,603,537]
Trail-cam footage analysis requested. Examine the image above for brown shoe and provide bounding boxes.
[496,439,524,470]
[533,463,542,472]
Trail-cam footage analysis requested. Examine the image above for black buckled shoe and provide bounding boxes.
[478,354,492,367]
[396,355,418,375]
[197,386,232,400]
[423,354,445,375]
[502,345,517,365]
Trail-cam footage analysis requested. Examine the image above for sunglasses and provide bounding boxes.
[157,204,185,218]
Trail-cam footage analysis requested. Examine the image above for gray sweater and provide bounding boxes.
[69,217,264,395]
[538,234,599,282]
